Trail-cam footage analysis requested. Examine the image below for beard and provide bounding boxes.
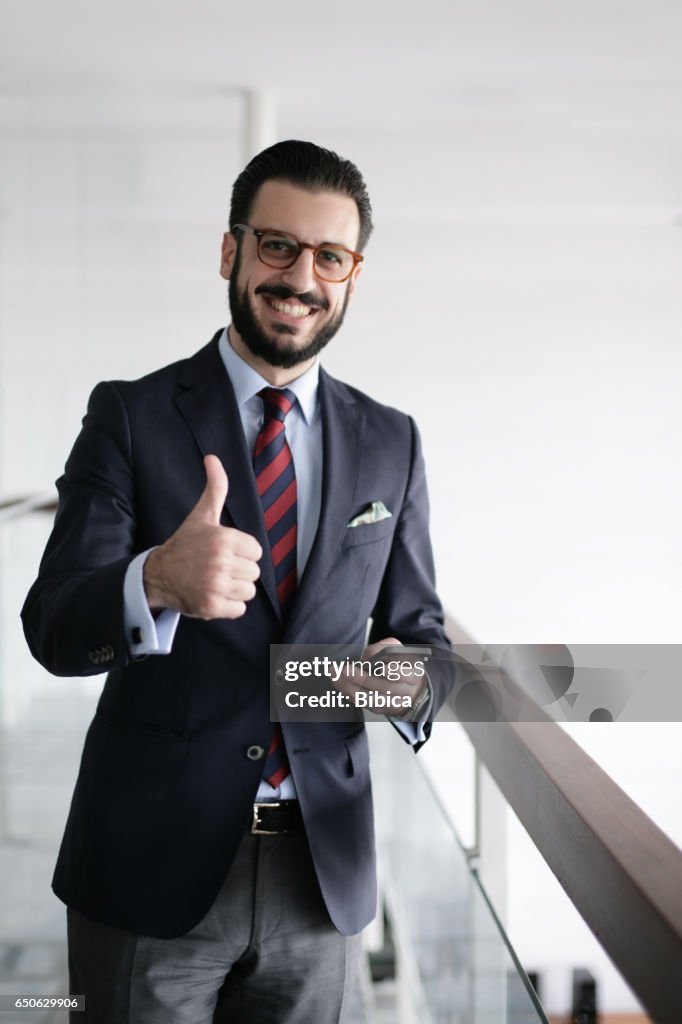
[228,258,351,370]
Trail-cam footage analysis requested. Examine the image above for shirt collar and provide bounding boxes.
[218,328,319,426]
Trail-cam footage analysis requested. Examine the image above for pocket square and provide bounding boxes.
[347,501,393,528]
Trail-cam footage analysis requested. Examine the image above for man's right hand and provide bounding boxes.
[143,454,262,619]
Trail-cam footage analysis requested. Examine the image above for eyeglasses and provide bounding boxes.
[232,223,363,283]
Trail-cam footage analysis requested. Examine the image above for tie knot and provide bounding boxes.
[259,387,296,423]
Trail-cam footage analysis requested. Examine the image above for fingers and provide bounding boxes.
[228,527,263,564]
[229,552,262,584]
[186,529,262,618]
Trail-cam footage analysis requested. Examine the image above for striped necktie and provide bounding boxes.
[254,386,297,788]
[254,387,298,609]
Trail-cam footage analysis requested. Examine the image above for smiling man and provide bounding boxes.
[22,141,450,1024]
[225,181,362,371]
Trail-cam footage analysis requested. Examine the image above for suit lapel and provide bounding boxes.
[174,333,280,619]
[285,370,364,641]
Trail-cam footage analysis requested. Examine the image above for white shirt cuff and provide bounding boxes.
[124,549,180,656]
[391,677,433,744]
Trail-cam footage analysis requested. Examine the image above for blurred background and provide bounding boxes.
[1,1,681,1020]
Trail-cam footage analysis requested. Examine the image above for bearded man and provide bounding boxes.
[22,140,450,1023]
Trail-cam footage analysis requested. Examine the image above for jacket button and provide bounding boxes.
[246,745,265,761]
[88,650,99,664]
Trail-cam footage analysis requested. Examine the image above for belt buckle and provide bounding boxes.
[251,801,281,835]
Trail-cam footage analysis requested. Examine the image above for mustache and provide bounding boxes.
[255,283,329,312]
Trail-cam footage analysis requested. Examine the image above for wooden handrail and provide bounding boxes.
[0,492,57,524]
[444,616,682,1023]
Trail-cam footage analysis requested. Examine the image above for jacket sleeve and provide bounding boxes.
[368,416,453,741]
[21,381,138,677]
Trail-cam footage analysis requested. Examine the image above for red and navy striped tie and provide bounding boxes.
[254,386,297,788]
[254,387,298,609]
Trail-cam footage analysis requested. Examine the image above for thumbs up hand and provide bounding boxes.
[143,455,263,619]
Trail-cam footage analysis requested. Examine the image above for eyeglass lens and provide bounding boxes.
[257,232,353,281]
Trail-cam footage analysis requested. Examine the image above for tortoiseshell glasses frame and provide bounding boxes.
[232,223,364,283]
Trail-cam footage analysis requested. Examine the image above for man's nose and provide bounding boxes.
[280,248,318,295]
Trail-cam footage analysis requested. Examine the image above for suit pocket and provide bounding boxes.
[88,710,190,832]
[342,518,395,549]
[95,707,190,741]
[344,728,370,779]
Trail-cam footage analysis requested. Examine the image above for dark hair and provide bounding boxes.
[230,139,373,251]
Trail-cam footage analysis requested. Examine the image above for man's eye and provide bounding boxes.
[317,248,344,265]
[263,239,297,254]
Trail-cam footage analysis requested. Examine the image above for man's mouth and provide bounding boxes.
[255,285,328,325]
[263,296,318,320]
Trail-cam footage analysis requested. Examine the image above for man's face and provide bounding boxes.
[220,180,362,371]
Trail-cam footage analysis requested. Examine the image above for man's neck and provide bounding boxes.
[227,326,316,387]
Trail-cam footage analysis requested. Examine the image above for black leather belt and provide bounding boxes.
[250,800,303,835]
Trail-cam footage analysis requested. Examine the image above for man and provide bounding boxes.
[22,140,450,1023]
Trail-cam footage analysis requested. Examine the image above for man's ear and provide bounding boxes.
[220,231,237,280]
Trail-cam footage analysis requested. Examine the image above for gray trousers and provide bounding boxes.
[67,832,361,1023]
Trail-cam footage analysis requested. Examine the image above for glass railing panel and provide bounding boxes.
[369,723,548,1024]
[503,798,647,1020]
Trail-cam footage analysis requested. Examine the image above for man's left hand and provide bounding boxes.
[334,637,430,720]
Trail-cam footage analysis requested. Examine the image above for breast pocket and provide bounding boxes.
[342,518,395,549]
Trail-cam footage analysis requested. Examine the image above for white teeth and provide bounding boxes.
[270,299,313,318]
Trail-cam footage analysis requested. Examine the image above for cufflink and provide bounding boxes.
[131,627,143,645]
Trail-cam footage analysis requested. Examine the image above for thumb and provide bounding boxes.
[190,454,229,524]
[363,638,402,659]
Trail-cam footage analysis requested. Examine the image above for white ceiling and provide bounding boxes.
[2,1,681,134]
[2,0,681,234]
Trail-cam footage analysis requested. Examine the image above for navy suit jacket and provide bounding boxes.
[21,331,450,938]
